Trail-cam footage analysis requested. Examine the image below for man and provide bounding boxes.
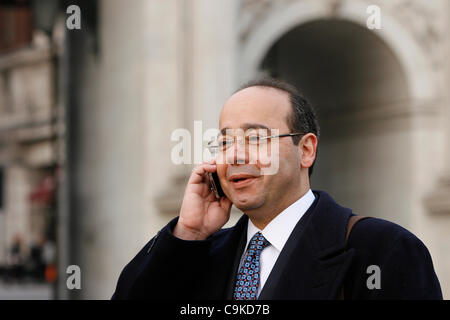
[112,78,442,300]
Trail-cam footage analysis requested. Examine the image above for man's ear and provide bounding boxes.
[300,133,318,170]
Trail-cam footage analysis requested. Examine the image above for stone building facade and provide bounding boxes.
[70,0,449,299]
[0,2,63,294]
[1,0,449,299]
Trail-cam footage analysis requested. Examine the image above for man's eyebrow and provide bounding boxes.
[220,123,270,135]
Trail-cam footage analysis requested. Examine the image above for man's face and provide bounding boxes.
[216,86,303,213]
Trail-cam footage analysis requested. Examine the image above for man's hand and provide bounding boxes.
[174,160,232,240]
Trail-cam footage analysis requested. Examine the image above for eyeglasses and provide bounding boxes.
[207,132,305,154]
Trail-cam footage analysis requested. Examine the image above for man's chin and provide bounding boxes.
[231,196,264,212]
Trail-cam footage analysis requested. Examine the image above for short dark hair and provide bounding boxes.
[236,77,320,177]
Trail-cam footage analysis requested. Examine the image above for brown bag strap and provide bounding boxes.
[339,215,370,300]
[345,215,369,242]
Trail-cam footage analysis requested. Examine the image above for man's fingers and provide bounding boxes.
[188,163,217,184]
[204,158,216,165]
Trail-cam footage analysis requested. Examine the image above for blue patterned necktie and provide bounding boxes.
[233,232,270,300]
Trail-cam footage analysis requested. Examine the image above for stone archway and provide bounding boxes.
[259,18,412,225]
[239,0,435,100]
[237,1,434,226]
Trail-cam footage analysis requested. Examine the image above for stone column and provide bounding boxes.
[155,0,240,226]
[69,0,190,299]
[425,5,450,215]
[425,100,450,214]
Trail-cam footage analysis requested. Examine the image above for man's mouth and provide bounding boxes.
[229,174,259,188]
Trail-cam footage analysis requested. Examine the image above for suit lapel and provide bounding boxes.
[259,190,355,300]
[223,221,248,299]
[206,214,249,299]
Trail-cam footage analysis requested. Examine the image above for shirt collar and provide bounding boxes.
[246,189,315,252]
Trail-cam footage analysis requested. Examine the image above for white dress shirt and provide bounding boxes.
[239,189,315,298]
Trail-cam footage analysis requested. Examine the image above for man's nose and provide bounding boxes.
[225,138,248,165]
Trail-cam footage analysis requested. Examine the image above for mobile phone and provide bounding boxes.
[208,171,225,199]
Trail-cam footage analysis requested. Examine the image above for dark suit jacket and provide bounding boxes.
[112,190,442,299]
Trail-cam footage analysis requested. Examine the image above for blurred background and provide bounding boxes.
[0,0,449,299]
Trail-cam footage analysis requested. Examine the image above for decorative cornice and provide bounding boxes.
[238,0,342,42]
[390,0,446,72]
[318,97,442,126]
[0,46,56,71]
[154,170,243,217]
[238,0,447,72]
[238,0,274,43]
[154,172,189,215]
[425,174,450,215]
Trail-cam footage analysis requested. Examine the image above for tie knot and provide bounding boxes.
[249,232,270,251]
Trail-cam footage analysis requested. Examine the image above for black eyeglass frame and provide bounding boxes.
[207,132,306,153]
